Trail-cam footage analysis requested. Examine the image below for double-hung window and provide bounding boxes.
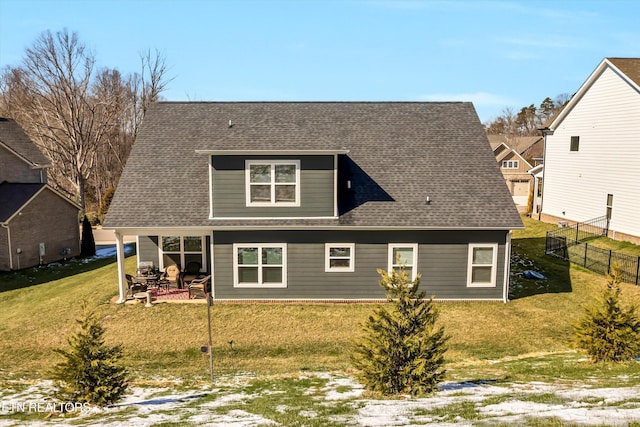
[160,236,205,270]
[467,243,498,287]
[325,243,355,272]
[388,243,418,281]
[234,243,287,288]
[246,160,300,206]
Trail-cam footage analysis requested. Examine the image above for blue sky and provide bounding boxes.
[1,0,639,122]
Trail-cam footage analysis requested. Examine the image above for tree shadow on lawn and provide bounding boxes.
[509,237,572,300]
[0,243,136,293]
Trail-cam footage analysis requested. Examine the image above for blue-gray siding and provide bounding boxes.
[211,155,335,218]
[212,230,509,300]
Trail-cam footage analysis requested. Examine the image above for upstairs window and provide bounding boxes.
[570,136,580,152]
[246,160,300,206]
[502,160,519,169]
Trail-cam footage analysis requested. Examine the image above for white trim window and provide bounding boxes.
[325,243,355,272]
[467,243,498,287]
[388,243,418,281]
[159,236,205,270]
[502,160,519,169]
[245,160,300,206]
[233,243,287,288]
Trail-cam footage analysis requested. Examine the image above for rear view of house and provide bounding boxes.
[104,102,522,303]
[0,118,80,270]
[540,58,640,243]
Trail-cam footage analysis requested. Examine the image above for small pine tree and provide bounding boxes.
[351,267,448,396]
[573,266,640,363]
[80,215,96,257]
[51,305,128,406]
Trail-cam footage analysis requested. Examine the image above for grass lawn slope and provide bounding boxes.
[2,216,640,387]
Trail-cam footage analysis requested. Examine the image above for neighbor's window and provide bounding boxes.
[388,243,418,281]
[234,243,287,288]
[160,236,204,270]
[246,160,300,206]
[467,244,498,287]
[502,160,519,169]
[570,136,580,152]
[606,194,613,220]
[325,243,355,272]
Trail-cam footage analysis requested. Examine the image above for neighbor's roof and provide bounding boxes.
[608,57,640,87]
[105,102,522,230]
[0,182,45,222]
[0,118,50,168]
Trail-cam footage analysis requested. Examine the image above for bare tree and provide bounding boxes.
[0,31,172,216]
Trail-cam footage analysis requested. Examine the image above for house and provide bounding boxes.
[488,135,535,211]
[103,102,523,303]
[0,118,80,270]
[539,57,640,244]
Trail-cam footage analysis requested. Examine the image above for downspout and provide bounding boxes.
[209,232,215,300]
[1,223,12,270]
[538,127,553,218]
[503,231,512,303]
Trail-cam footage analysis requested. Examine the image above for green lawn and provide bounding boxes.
[2,216,640,385]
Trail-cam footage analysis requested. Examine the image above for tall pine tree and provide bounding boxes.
[51,304,128,406]
[573,266,640,362]
[351,267,448,396]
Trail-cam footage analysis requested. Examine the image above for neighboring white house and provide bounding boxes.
[540,57,640,243]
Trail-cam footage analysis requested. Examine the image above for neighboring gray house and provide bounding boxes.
[0,118,80,270]
[104,102,522,303]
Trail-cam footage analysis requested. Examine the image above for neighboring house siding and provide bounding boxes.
[0,147,42,183]
[212,230,507,300]
[211,155,334,218]
[7,189,79,268]
[542,66,640,238]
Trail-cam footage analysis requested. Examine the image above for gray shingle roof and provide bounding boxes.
[0,118,50,167]
[104,102,522,230]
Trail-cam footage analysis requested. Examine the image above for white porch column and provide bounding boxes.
[115,231,127,303]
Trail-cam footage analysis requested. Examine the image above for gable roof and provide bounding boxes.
[0,118,50,168]
[0,182,45,222]
[0,182,80,223]
[105,102,522,230]
[548,57,640,130]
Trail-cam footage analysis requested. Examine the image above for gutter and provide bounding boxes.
[1,223,12,270]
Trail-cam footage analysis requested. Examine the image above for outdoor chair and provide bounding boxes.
[188,275,211,299]
[181,261,201,287]
[126,274,147,298]
[162,264,182,289]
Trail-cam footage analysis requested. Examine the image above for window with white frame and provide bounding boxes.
[467,243,498,287]
[160,236,205,270]
[234,243,287,288]
[388,244,418,281]
[246,160,300,206]
[325,243,355,272]
[502,160,519,169]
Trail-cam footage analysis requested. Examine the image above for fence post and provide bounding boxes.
[575,223,579,242]
[584,243,588,268]
[607,250,612,274]
[636,256,640,286]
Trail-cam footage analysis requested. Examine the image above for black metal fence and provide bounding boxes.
[545,216,640,285]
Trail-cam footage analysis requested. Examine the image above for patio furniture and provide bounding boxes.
[126,274,147,298]
[188,275,211,299]
[163,264,182,289]
[181,261,201,287]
